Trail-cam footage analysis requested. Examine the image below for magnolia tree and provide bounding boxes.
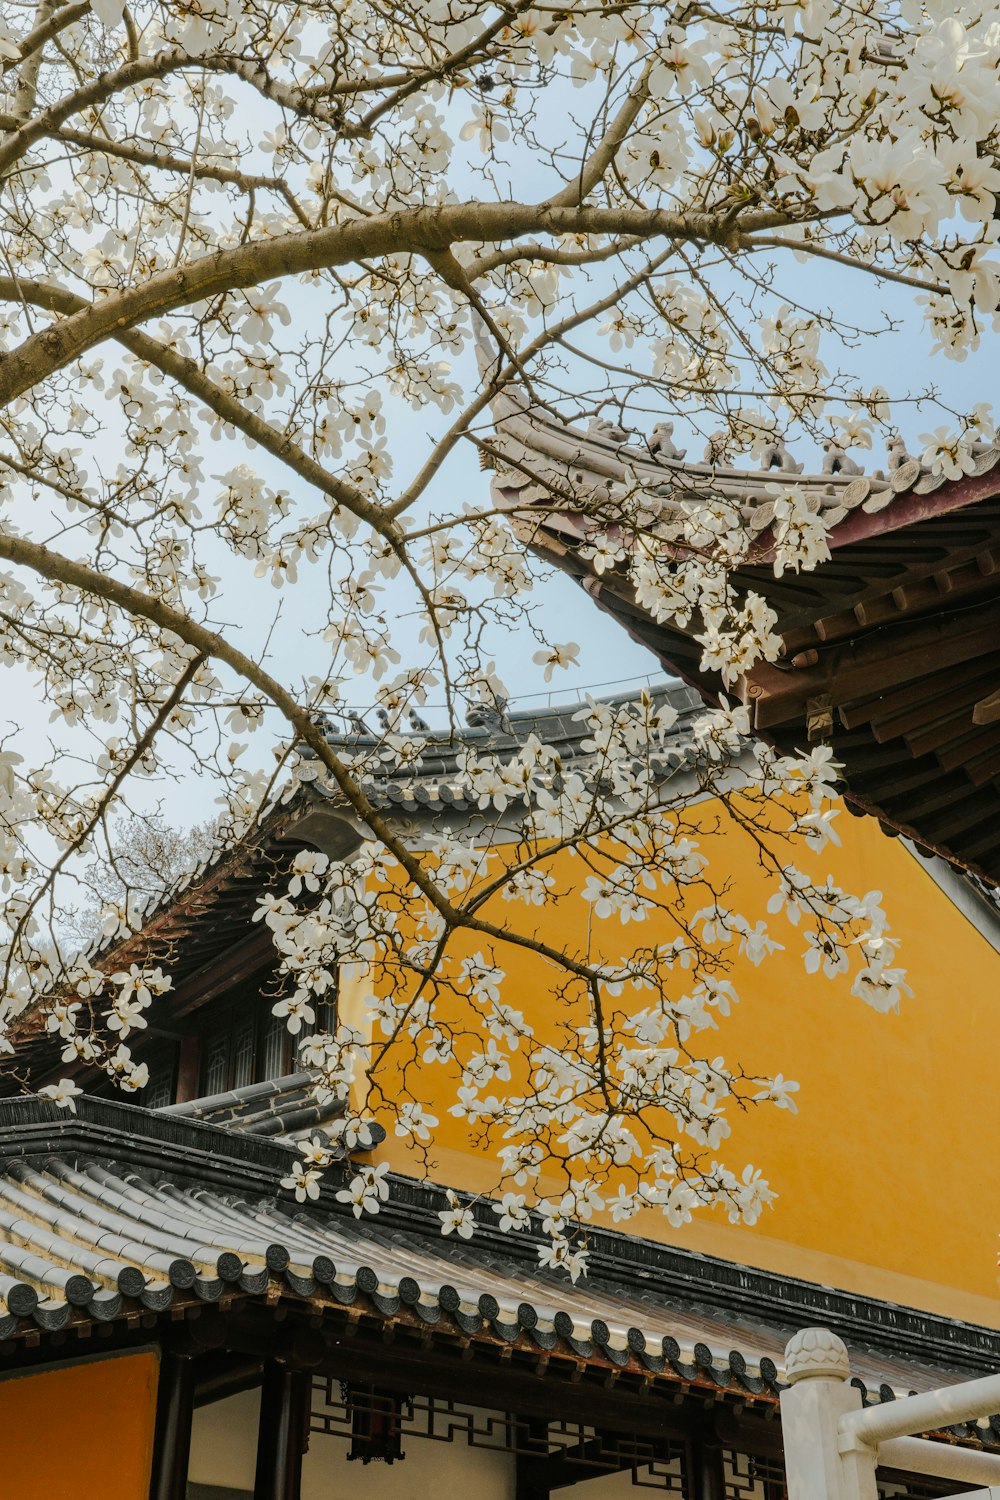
[0,0,991,1274]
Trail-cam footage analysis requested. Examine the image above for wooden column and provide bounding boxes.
[150,1350,196,1500]
[254,1360,310,1500]
[175,1034,201,1103]
[687,1434,727,1500]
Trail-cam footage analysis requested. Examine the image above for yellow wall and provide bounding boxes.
[357,797,1000,1327]
[0,1349,158,1497]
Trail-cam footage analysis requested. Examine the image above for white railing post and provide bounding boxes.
[780,1329,879,1500]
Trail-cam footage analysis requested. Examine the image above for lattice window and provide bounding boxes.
[202,1031,229,1095]
[723,1449,786,1500]
[310,1382,686,1492]
[231,1015,255,1089]
[261,1011,288,1079]
[142,1064,175,1110]
[195,974,294,1097]
[313,1386,962,1499]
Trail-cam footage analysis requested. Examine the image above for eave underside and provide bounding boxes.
[530,491,1000,885]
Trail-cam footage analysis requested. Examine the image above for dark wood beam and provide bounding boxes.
[881,774,981,822]
[214,1308,701,1444]
[839,657,991,731]
[149,1349,196,1500]
[687,1433,727,1500]
[849,757,942,801]
[172,929,277,1020]
[935,726,999,773]
[871,673,994,745]
[253,1360,309,1500]
[749,603,1000,729]
[803,552,999,651]
[175,1034,201,1105]
[195,1353,263,1408]
[958,825,1000,861]
[903,711,980,761]
[965,745,1000,787]
[974,686,1000,726]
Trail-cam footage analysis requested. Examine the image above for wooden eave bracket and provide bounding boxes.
[973,686,1000,726]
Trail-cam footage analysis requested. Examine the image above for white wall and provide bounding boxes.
[188,1388,516,1500]
[189,1388,259,1492]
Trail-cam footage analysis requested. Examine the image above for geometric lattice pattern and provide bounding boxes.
[311,1391,963,1500]
[311,1380,687,1490]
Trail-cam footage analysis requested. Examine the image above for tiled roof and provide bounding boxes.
[477,331,992,528]
[0,1094,996,1457]
[69,682,702,973]
[159,1069,358,1145]
[9,684,707,1083]
[295,681,705,813]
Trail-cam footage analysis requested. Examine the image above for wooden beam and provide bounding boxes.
[175,1035,201,1105]
[218,1309,699,1444]
[965,745,1000,787]
[172,928,277,1020]
[904,710,980,761]
[956,820,1000,861]
[912,790,998,842]
[882,774,980,822]
[149,1349,196,1500]
[839,657,990,730]
[195,1353,263,1408]
[935,725,999,773]
[973,686,1000,726]
[687,1433,727,1500]
[750,604,1000,729]
[253,1360,309,1500]
[870,674,994,744]
[848,759,942,800]
[776,534,998,649]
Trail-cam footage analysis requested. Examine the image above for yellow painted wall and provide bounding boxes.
[0,1349,158,1497]
[355,796,1000,1326]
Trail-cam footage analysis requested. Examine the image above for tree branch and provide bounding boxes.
[0,200,816,407]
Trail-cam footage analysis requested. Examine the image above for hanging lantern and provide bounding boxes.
[342,1383,406,1464]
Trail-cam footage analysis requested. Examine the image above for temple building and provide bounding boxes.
[0,419,999,1495]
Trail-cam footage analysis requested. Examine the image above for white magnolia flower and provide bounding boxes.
[38,1080,84,1113]
[531,642,580,682]
[438,1190,475,1239]
[493,1191,531,1232]
[753,1074,800,1114]
[336,1163,390,1217]
[298,1135,334,1168]
[282,1163,322,1203]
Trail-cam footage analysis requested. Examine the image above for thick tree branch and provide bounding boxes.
[0,200,813,407]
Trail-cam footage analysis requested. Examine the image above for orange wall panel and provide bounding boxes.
[0,1350,159,1499]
